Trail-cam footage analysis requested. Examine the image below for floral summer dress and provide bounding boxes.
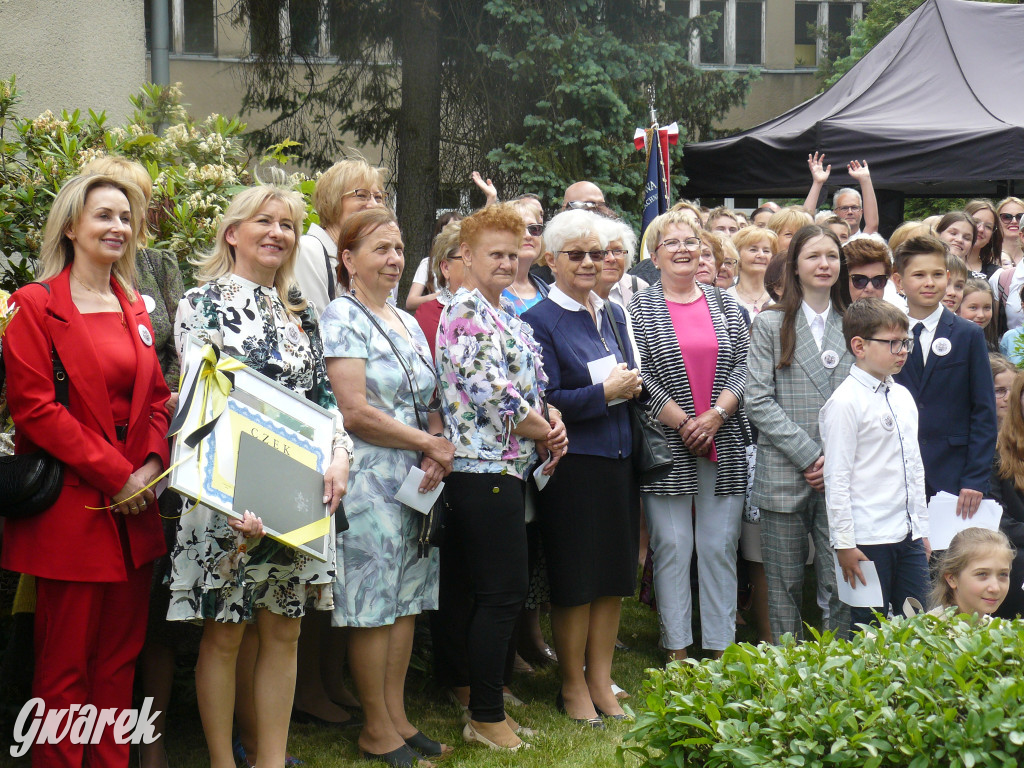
[320,297,440,628]
[168,275,353,622]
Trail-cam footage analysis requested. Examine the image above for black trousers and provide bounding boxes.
[431,471,528,722]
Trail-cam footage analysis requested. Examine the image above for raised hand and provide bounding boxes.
[847,159,871,182]
[808,152,831,184]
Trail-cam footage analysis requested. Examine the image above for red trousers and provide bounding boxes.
[31,562,152,768]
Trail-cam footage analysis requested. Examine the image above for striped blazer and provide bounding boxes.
[627,281,749,496]
[745,306,853,513]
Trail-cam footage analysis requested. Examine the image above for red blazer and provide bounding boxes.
[2,267,171,581]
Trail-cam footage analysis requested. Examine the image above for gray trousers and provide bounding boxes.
[644,459,744,651]
[760,495,850,641]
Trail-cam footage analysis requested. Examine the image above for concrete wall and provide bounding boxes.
[0,0,146,122]
[725,71,820,131]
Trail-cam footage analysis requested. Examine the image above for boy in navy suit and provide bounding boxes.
[892,235,997,520]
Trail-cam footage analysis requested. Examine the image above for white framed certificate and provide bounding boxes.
[169,336,337,561]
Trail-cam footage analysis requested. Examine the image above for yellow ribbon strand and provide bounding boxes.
[273,516,331,549]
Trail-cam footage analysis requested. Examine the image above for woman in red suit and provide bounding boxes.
[2,172,172,768]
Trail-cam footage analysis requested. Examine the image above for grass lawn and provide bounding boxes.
[0,564,824,768]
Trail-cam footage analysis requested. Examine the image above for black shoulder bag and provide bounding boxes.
[343,296,445,556]
[0,284,68,518]
[603,302,673,484]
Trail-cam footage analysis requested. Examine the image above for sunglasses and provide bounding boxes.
[525,224,544,237]
[566,201,600,210]
[850,274,888,291]
[1000,212,1024,224]
[559,249,607,262]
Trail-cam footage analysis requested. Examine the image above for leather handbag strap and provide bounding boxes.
[319,240,337,302]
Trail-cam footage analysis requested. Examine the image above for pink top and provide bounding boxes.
[667,295,720,462]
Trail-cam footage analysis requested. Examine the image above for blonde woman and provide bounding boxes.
[3,173,171,768]
[727,227,778,317]
[171,185,353,768]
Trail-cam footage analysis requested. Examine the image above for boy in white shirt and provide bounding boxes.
[820,298,931,627]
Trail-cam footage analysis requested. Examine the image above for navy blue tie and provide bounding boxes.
[910,322,925,374]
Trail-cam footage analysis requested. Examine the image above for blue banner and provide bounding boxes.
[640,128,668,241]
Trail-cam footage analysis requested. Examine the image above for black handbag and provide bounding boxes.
[604,303,673,484]
[0,342,68,519]
[343,296,445,556]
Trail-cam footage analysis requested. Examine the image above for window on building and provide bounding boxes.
[679,0,764,67]
[182,0,216,55]
[289,0,320,57]
[794,2,864,68]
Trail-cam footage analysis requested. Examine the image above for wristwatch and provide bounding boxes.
[712,405,730,422]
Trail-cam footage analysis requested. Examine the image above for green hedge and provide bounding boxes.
[622,615,1024,768]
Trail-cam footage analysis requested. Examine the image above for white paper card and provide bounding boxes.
[587,354,626,406]
[833,552,885,608]
[394,466,444,514]
[927,490,1002,551]
[532,455,552,491]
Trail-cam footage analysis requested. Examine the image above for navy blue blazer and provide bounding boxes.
[522,297,636,459]
[894,307,997,496]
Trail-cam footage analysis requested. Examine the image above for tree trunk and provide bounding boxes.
[395,0,442,306]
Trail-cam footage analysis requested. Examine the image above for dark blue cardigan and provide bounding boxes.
[522,297,635,459]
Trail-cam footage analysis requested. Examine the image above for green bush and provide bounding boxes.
[621,615,1024,768]
[0,76,311,292]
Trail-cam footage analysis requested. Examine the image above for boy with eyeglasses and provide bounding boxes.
[819,298,930,626]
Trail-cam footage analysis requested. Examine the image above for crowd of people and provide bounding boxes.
[1,151,1022,768]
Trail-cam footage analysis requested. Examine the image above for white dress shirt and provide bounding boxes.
[293,223,338,317]
[907,304,944,366]
[801,300,831,351]
[820,365,928,549]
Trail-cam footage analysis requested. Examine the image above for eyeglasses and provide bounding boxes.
[343,188,388,205]
[525,223,544,237]
[606,248,628,259]
[1000,212,1024,223]
[850,274,888,291]
[995,387,1011,399]
[446,254,463,261]
[565,200,601,210]
[864,337,914,354]
[559,249,606,262]
[657,238,702,254]
[836,205,862,214]
[722,259,739,269]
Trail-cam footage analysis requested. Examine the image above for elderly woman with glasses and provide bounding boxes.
[522,210,641,727]
[627,209,749,662]
[435,203,567,752]
[294,157,387,314]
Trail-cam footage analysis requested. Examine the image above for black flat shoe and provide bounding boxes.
[361,744,424,767]
[292,707,363,729]
[404,731,451,759]
[594,704,631,721]
[555,692,605,730]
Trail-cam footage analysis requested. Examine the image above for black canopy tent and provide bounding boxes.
[680,0,1024,207]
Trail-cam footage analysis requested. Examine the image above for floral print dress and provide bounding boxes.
[168,275,353,623]
[320,297,440,628]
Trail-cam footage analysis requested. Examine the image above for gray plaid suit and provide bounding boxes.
[746,307,852,640]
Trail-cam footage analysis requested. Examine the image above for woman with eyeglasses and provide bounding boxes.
[294,157,387,315]
[964,200,1002,279]
[321,207,455,767]
[627,210,750,662]
[502,198,550,314]
[435,203,567,751]
[987,361,1024,618]
[522,210,641,726]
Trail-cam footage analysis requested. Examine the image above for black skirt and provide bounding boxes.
[537,453,641,607]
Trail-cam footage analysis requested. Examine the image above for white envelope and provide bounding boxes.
[927,491,1002,551]
[394,466,445,514]
[587,354,626,406]
[833,552,885,608]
